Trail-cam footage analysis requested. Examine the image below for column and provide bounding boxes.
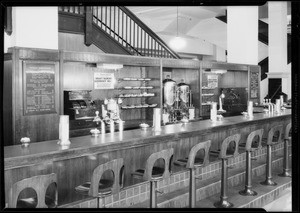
[5,7,58,52]
[227,6,259,64]
[268,2,290,98]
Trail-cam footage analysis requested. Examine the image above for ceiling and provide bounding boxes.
[128,3,291,23]
[127,4,291,57]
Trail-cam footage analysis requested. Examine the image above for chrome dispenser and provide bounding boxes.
[102,98,123,133]
[177,79,194,121]
[162,76,194,123]
[162,75,177,123]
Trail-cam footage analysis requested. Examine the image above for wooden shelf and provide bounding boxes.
[120,78,152,81]
[122,86,154,90]
[118,93,155,98]
[121,104,158,109]
[202,93,214,96]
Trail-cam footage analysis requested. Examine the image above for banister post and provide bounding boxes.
[85,6,93,46]
[4,7,12,36]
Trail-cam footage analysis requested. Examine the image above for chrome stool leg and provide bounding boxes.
[260,144,277,186]
[214,158,233,208]
[97,196,106,208]
[189,168,196,208]
[239,151,257,196]
[150,180,158,208]
[149,179,163,208]
[279,139,292,177]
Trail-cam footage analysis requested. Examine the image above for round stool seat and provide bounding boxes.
[132,166,165,178]
[16,195,56,208]
[174,157,203,167]
[75,179,114,196]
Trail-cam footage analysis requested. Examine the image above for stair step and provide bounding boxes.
[195,169,292,209]
[262,186,291,211]
[130,153,286,208]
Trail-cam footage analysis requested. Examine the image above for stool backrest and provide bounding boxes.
[220,134,240,159]
[186,140,211,169]
[267,125,283,145]
[89,158,124,196]
[144,148,174,181]
[245,129,264,151]
[285,123,291,140]
[8,173,57,208]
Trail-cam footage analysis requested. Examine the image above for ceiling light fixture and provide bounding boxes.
[169,7,186,51]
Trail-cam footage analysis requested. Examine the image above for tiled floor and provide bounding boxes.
[262,187,291,211]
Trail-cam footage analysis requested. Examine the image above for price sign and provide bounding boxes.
[94,72,115,89]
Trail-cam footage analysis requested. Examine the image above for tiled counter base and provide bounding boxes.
[59,142,289,208]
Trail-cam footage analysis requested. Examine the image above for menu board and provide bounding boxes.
[250,71,259,98]
[23,62,56,115]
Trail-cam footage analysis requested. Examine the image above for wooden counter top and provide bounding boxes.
[4,109,291,170]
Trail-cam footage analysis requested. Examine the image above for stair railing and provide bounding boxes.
[59,6,180,58]
[92,6,180,58]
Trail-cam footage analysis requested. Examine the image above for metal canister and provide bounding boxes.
[163,78,177,106]
[178,81,190,104]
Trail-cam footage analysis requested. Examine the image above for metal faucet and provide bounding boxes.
[93,111,106,134]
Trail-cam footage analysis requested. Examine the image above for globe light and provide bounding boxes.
[169,36,186,51]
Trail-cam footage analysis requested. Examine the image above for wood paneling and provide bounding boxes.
[7,48,61,145]
[202,61,248,71]
[63,50,160,66]
[59,33,105,54]
[58,12,85,34]
[3,59,13,146]
[219,71,248,88]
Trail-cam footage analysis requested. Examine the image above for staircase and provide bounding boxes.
[216,15,291,81]
[58,6,180,59]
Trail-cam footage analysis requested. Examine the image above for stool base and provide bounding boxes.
[260,179,277,186]
[214,199,234,208]
[278,171,292,178]
[239,188,258,196]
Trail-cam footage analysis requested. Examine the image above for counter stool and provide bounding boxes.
[132,148,174,208]
[214,134,240,208]
[239,129,263,196]
[279,123,292,177]
[75,158,124,208]
[260,125,283,186]
[8,173,58,208]
[173,140,211,207]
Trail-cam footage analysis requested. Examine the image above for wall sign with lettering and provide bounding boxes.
[94,72,115,89]
[23,62,56,115]
[207,74,218,88]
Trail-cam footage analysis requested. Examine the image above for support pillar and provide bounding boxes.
[5,7,58,52]
[267,2,290,99]
[227,6,259,64]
